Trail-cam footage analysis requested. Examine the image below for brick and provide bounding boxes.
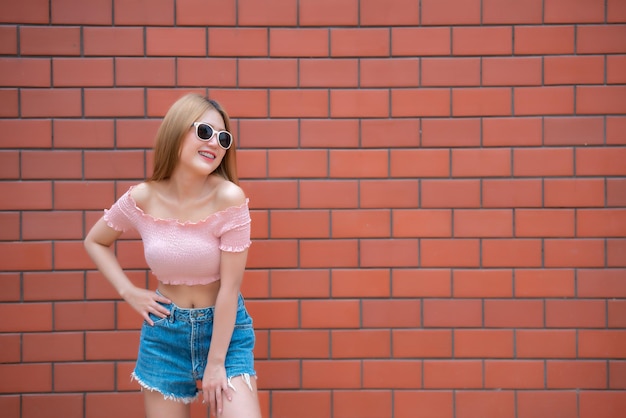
[421,0,480,25]
[330,89,389,118]
[331,269,391,298]
[545,56,605,85]
[608,130,626,166]
[391,27,450,56]
[484,299,544,328]
[0,58,50,87]
[243,180,298,209]
[362,299,420,328]
[608,239,626,267]
[21,88,83,117]
[453,269,513,297]
[256,360,301,388]
[363,360,421,389]
[546,300,606,328]
[301,300,360,328]
[248,239,299,269]
[482,57,542,86]
[54,181,116,210]
[269,89,327,118]
[608,301,626,328]
[301,58,358,88]
[270,269,330,298]
[55,363,115,392]
[483,117,542,146]
[85,392,144,418]
[453,27,512,55]
[0,181,53,210]
[333,391,392,418]
[513,148,574,177]
[515,25,575,55]
[329,150,388,178]
[0,364,51,393]
[54,302,115,331]
[578,86,626,114]
[299,0,359,26]
[208,28,268,57]
[577,209,626,237]
[360,58,419,88]
[388,149,450,178]
[0,242,53,272]
[51,0,112,24]
[451,148,511,177]
[53,119,114,148]
[393,330,452,358]
[299,180,358,208]
[0,151,19,179]
[22,332,83,362]
[456,209,511,238]
[452,88,512,117]
[547,360,607,389]
[392,209,452,238]
[579,391,626,418]
[239,58,298,88]
[544,178,605,207]
[146,27,206,56]
[246,300,299,329]
[364,119,421,148]
[515,209,575,238]
[421,118,481,147]
[485,360,544,389]
[422,180,481,208]
[85,331,139,360]
[424,361,482,389]
[422,58,481,86]
[607,55,626,84]
[83,27,144,56]
[21,150,82,180]
[113,0,173,25]
[515,269,575,297]
[483,0,542,23]
[423,299,482,328]
[271,209,329,239]
[20,27,80,56]
[360,239,419,268]
[0,213,19,241]
[421,239,479,268]
[0,89,18,117]
[238,0,297,25]
[609,361,626,388]
[577,24,626,54]
[392,269,452,298]
[360,180,419,208]
[115,58,175,87]
[300,239,359,268]
[516,330,577,358]
[0,27,17,54]
[239,119,297,148]
[360,0,418,25]
[52,58,114,87]
[581,330,626,359]
[518,391,578,418]
[391,89,451,117]
[608,0,626,21]
[456,391,516,418]
[454,329,514,358]
[84,88,145,117]
[22,394,83,418]
[175,0,236,25]
[331,28,389,57]
[22,211,83,241]
[0,0,49,23]
[83,150,147,180]
[300,119,359,148]
[272,391,331,418]
[302,360,360,388]
[578,269,626,298]
[0,334,20,363]
[394,391,453,418]
[578,148,626,176]
[543,116,604,145]
[0,273,20,302]
[270,28,329,57]
[331,210,390,239]
[545,0,605,22]
[482,179,543,208]
[331,329,391,358]
[270,331,329,359]
[515,86,575,115]
[544,239,605,268]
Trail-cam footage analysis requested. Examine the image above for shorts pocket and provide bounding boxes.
[234,306,253,330]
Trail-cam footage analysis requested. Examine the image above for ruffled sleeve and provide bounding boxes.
[216,199,252,252]
[103,189,136,232]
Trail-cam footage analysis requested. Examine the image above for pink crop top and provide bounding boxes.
[103,186,252,286]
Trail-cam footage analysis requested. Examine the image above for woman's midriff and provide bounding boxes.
[158,280,221,308]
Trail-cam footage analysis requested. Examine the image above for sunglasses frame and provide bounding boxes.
[192,122,233,150]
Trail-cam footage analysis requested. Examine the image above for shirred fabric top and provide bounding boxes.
[103,186,252,286]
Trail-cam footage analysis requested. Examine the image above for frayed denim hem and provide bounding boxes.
[227,373,256,392]
[131,372,199,404]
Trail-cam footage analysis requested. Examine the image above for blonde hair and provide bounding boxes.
[149,94,238,184]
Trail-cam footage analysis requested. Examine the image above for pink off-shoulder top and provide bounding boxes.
[103,186,252,286]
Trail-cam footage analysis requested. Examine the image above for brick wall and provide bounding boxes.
[1,0,625,417]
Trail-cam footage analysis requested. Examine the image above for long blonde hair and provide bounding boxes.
[149,94,238,184]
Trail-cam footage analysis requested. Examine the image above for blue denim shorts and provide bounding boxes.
[131,293,256,403]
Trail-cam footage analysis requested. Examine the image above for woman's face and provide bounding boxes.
[176,108,228,177]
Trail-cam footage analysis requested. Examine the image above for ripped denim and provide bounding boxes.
[131,293,256,403]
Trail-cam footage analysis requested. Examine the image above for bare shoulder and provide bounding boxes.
[215,179,247,211]
[129,182,154,208]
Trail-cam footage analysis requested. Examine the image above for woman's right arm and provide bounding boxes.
[84,218,171,325]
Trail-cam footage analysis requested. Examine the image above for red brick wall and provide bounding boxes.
[1,0,625,417]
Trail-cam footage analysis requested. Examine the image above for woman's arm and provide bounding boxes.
[84,217,170,325]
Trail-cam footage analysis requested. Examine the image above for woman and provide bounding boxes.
[84,94,261,418]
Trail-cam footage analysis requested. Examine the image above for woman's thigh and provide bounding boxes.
[221,375,262,418]
[144,390,191,418]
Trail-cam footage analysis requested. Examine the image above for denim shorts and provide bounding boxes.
[131,292,256,403]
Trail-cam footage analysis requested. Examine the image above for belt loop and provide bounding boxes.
[169,305,175,323]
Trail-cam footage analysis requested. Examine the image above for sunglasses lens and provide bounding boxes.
[196,123,214,140]
[218,132,232,149]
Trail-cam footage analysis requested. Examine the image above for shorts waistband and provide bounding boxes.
[156,290,244,323]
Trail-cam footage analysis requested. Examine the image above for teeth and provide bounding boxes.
[199,151,215,159]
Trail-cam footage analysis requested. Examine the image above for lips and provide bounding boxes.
[198,150,216,160]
